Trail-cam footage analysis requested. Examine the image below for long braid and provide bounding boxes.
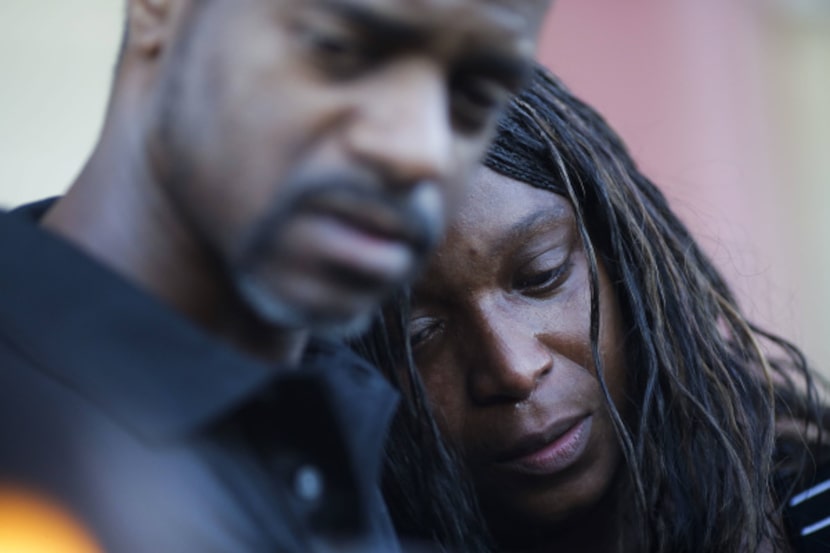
[353,64,829,553]
[483,65,827,552]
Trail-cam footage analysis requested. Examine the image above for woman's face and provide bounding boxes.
[409,167,629,536]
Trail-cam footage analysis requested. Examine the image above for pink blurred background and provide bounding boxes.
[537,0,830,374]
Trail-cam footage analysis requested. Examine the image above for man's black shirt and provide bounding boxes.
[0,200,401,552]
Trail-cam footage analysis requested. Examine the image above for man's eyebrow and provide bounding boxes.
[455,52,533,90]
[309,1,532,87]
[315,0,425,45]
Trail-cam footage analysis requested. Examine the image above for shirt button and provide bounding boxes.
[293,464,324,502]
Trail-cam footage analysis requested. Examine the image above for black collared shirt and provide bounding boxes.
[0,200,401,552]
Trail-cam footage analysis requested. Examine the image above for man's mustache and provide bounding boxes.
[238,171,444,268]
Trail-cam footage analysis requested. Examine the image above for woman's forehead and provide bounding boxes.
[414,169,573,290]
[455,167,571,228]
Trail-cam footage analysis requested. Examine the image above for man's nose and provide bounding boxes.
[466,302,553,406]
[346,60,454,189]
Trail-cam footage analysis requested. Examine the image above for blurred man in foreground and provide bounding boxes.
[0,0,550,551]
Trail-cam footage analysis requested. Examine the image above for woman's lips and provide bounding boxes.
[494,415,593,476]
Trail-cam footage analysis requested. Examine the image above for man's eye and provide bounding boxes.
[299,27,375,77]
[449,78,504,134]
[409,317,444,349]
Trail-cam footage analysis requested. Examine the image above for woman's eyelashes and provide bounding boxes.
[513,254,572,296]
[409,316,444,349]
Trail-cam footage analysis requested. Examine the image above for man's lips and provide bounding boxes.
[492,415,593,476]
[295,213,415,288]
[279,190,437,290]
[301,192,432,255]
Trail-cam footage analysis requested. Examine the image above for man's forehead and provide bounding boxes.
[308,0,549,37]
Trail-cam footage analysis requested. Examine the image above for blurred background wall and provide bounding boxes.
[538,0,830,375]
[1,0,828,373]
[0,1,120,208]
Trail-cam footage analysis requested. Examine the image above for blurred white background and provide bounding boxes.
[0,1,120,207]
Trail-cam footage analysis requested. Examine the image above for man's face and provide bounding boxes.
[146,0,548,334]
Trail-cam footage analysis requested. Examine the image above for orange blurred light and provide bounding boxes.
[0,487,102,553]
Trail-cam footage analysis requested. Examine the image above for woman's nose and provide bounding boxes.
[466,303,553,406]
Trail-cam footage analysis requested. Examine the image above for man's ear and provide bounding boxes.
[126,0,175,59]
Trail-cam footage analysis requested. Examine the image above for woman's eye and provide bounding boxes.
[514,262,570,294]
[409,317,444,349]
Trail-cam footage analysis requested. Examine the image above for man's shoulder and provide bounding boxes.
[0,330,104,440]
[303,337,398,409]
[305,337,382,378]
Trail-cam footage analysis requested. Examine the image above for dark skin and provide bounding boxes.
[410,168,630,552]
[42,0,550,366]
[409,170,788,553]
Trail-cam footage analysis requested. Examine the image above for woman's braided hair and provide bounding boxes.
[353,63,829,553]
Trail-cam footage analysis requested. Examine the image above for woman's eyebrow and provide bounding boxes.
[488,206,567,256]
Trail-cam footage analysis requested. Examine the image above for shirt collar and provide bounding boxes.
[0,200,379,443]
